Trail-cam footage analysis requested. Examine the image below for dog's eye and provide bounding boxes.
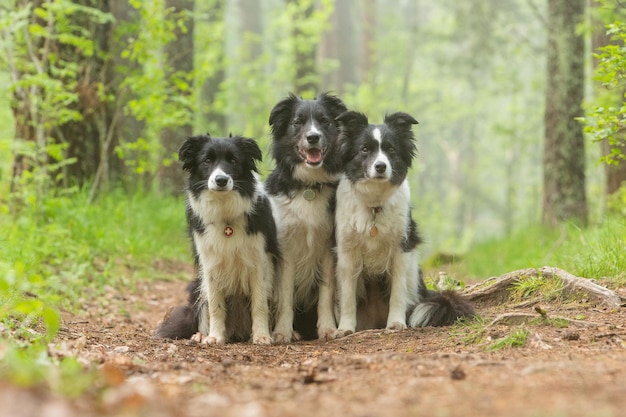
[292,119,301,127]
[361,146,369,153]
[230,157,238,164]
[321,117,331,126]
[386,147,396,154]
[203,157,212,164]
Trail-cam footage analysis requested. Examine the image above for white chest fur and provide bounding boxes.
[335,178,412,275]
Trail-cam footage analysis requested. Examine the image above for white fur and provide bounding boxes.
[190,174,273,345]
[334,177,419,336]
[270,180,337,342]
[208,167,234,191]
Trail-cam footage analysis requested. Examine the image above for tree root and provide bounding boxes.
[462,266,622,308]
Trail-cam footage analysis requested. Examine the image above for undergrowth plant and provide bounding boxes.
[487,327,529,351]
[461,217,626,285]
[0,188,187,387]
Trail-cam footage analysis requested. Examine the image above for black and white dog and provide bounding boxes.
[266,92,348,342]
[333,112,474,337]
[155,134,280,345]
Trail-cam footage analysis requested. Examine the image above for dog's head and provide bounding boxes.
[179,133,262,198]
[268,92,347,173]
[337,111,418,185]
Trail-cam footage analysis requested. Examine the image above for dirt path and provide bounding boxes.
[2,273,625,417]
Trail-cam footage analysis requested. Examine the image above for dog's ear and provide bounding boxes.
[179,134,210,172]
[336,111,369,136]
[317,92,348,117]
[235,136,263,171]
[269,93,299,134]
[385,113,418,165]
[384,112,419,131]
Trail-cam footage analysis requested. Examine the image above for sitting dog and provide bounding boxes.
[155,133,280,345]
[265,92,348,342]
[333,111,474,337]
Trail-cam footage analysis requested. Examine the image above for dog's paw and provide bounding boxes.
[190,332,205,343]
[271,331,294,344]
[194,333,225,345]
[386,321,407,331]
[317,327,337,341]
[333,328,354,339]
[252,334,273,345]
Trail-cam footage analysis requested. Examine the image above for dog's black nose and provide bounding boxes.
[215,175,230,187]
[374,162,387,173]
[306,133,320,144]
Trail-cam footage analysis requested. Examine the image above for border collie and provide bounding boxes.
[266,92,348,342]
[155,133,280,345]
[333,111,474,337]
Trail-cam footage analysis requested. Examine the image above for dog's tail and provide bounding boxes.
[155,279,200,339]
[409,275,475,327]
[155,305,198,339]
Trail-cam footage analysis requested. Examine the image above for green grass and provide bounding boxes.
[1,187,188,388]
[459,218,626,285]
[487,327,530,351]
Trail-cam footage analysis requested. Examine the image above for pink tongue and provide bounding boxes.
[307,149,322,164]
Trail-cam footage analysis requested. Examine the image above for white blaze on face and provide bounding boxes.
[208,167,234,191]
[307,122,321,138]
[368,127,391,179]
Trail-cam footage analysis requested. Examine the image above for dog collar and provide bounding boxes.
[369,206,383,237]
[300,183,327,201]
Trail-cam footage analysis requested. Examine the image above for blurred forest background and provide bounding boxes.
[1,0,626,251]
[1,0,626,395]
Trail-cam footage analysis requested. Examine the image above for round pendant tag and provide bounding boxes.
[370,225,378,237]
[303,189,316,201]
[224,226,234,237]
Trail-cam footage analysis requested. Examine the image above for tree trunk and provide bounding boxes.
[159,0,195,193]
[199,0,226,134]
[320,0,359,93]
[101,1,146,189]
[542,0,587,226]
[10,0,109,190]
[290,0,318,96]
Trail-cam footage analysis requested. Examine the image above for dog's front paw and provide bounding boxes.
[272,331,294,344]
[190,332,205,343]
[192,332,226,345]
[252,334,273,345]
[333,328,354,339]
[317,326,337,341]
[386,321,407,331]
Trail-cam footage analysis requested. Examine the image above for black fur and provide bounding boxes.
[337,111,418,186]
[155,134,280,340]
[266,92,348,196]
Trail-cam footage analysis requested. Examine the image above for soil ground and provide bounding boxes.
[2,263,625,417]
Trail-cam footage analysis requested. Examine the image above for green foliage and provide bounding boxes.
[0,188,187,386]
[461,218,626,284]
[0,0,113,200]
[583,1,626,164]
[116,0,195,177]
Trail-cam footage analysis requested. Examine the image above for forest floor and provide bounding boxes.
[2,261,625,417]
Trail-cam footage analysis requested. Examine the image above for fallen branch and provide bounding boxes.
[486,312,603,328]
[462,266,621,308]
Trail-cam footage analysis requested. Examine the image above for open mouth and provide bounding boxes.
[299,147,325,166]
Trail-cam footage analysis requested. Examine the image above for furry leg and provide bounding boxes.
[334,249,360,338]
[317,251,337,339]
[250,263,272,345]
[205,278,227,345]
[386,252,414,330]
[272,260,296,343]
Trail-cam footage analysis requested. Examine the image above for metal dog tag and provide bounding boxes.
[303,189,316,201]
